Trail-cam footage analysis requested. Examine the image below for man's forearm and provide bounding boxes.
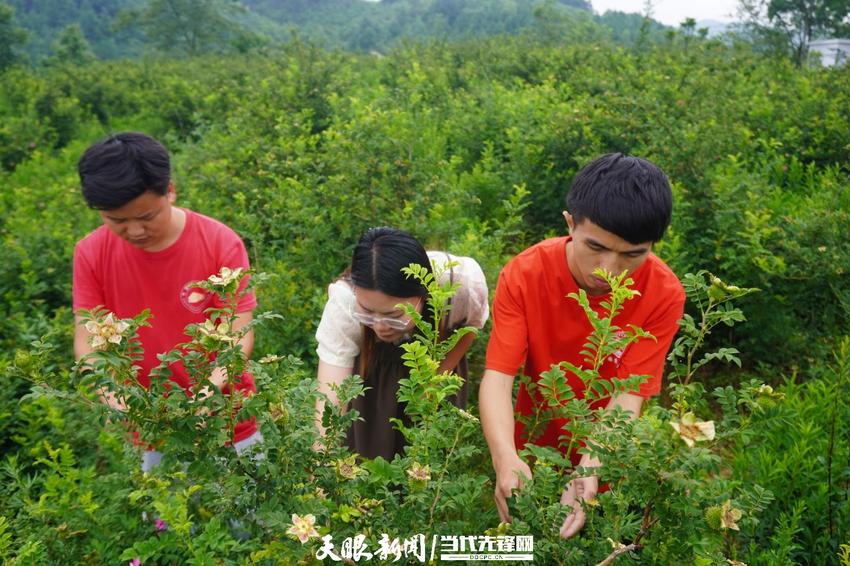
[580,392,646,468]
[232,311,255,359]
[605,392,644,419]
[437,332,476,374]
[479,370,519,465]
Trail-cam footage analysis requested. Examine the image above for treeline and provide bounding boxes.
[2,0,668,62]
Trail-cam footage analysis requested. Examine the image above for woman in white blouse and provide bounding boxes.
[315,227,489,459]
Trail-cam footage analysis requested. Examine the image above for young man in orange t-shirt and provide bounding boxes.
[480,153,685,539]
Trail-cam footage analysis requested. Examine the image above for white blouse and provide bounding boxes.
[315,251,490,368]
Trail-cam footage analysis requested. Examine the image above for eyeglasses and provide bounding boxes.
[351,297,422,330]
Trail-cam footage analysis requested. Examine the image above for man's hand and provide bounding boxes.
[197,366,228,401]
[493,453,533,523]
[209,366,228,389]
[559,454,600,539]
[97,387,127,412]
[559,393,643,538]
[559,474,598,538]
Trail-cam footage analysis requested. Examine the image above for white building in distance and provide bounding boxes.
[808,39,850,66]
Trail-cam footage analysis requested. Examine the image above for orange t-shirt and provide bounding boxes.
[485,237,685,455]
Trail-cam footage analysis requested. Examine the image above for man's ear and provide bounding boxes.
[563,211,575,233]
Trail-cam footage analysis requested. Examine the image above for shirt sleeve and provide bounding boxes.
[484,264,528,376]
[72,240,104,312]
[617,290,685,398]
[433,252,490,330]
[315,280,361,368]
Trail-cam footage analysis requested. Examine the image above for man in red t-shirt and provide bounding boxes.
[72,132,260,470]
[480,153,685,539]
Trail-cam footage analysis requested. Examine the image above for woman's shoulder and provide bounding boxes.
[327,278,355,301]
[317,279,359,333]
[426,250,490,328]
[316,278,361,366]
[426,251,485,284]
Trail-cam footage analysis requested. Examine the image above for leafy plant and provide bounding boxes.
[506,270,773,565]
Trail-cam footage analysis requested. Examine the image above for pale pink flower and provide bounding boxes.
[286,513,320,544]
[670,412,716,447]
[198,319,238,344]
[85,312,130,350]
[208,266,243,286]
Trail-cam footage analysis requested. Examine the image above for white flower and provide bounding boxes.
[198,319,238,344]
[670,412,716,447]
[455,407,480,423]
[286,513,319,544]
[207,266,243,286]
[85,313,130,350]
[407,462,431,482]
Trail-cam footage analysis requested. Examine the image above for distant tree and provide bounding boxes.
[556,0,592,10]
[241,0,322,23]
[670,17,709,53]
[532,0,605,44]
[739,0,850,63]
[0,2,28,70]
[6,0,145,61]
[48,24,97,66]
[596,9,667,44]
[118,0,250,56]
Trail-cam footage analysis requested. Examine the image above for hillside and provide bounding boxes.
[5,0,666,61]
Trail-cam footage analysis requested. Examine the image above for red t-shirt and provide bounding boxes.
[485,236,685,455]
[73,209,258,442]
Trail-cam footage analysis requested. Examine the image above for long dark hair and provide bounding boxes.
[343,228,468,458]
[348,227,435,380]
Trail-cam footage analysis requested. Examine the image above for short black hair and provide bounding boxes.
[77,132,171,210]
[566,153,673,243]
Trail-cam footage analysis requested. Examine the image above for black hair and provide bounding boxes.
[347,227,434,395]
[350,227,431,298]
[566,153,673,243]
[77,132,171,210]
[342,227,469,459]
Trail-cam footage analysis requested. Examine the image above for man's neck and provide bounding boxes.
[148,207,186,252]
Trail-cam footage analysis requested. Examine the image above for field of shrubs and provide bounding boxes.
[1,30,849,564]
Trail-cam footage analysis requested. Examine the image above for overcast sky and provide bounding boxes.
[592,0,741,26]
